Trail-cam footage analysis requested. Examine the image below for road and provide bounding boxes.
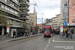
[0,34,75,50]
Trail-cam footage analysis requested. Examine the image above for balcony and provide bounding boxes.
[19,17,28,20]
[19,12,27,14]
[11,0,20,6]
[19,7,29,11]
[0,0,19,11]
[19,2,29,6]
[0,8,20,17]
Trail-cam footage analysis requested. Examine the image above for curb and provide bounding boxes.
[6,34,43,42]
[0,34,43,46]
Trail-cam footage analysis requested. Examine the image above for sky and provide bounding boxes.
[29,0,60,24]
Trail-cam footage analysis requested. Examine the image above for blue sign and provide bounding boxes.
[63,22,67,26]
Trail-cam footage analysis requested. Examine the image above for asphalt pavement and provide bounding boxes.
[0,34,75,50]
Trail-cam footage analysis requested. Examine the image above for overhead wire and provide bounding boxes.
[33,0,45,16]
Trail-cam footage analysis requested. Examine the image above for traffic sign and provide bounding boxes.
[63,22,67,26]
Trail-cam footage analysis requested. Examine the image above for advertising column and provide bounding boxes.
[60,24,63,33]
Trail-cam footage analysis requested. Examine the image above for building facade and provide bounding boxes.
[60,0,64,24]
[52,14,61,29]
[68,0,75,33]
[60,0,69,24]
[26,7,37,32]
[0,0,27,37]
[19,0,29,21]
[45,19,52,26]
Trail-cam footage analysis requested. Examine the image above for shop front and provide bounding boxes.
[0,26,6,35]
[68,23,75,34]
[9,27,25,37]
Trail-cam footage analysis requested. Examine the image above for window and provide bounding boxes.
[30,22,34,25]
[20,4,26,7]
[10,8,14,13]
[12,9,14,13]
[5,0,7,3]
[20,9,23,12]
[10,9,12,12]
[15,0,18,3]
[5,6,9,11]
[45,28,50,33]
[10,2,14,7]
[14,4,19,9]
[15,11,18,14]
[1,4,4,8]
[19,0,23,2]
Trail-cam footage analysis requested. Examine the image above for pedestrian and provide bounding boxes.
[13,30,16,38]
[6,32,8,39]
[70,31,72,39]
[65,30,69,38]
[63,30,65,36]
[23,30,25,36]
[71,28,74,36]
[60,32,63,38]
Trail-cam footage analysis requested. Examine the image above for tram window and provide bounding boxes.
[45,28,50,33]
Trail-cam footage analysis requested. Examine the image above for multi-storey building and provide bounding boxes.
[60,0,69,24]
[26,7,37,32]
[52,14,61,29]
[45,19,52,26]
[60,0,64,24]
[68,0,75,32]
[19,0,29,21]
[0,0,27,37]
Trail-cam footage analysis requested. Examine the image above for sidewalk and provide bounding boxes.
[0,32,33,41]
[53,34,75,41]
[0,33,43,45]
[0,35,11,41]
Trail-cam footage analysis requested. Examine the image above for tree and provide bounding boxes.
[20,21,27,28]
[0,11,8,26]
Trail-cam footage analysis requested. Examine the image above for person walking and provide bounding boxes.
[6,32,8,39]
[71,28,74,36]
[13,31,16,38]
[65,30,69,38]
[70,31,72,39]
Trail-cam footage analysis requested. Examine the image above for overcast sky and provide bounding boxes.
[29,0,60,24]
